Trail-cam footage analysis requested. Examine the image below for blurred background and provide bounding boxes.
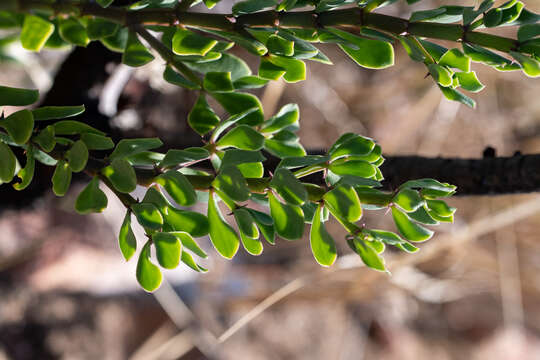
[2,0,540,359]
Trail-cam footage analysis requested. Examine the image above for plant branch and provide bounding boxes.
[15,1,534,57]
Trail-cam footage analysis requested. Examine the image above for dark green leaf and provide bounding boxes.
[212,92,264,126]
[221,149,266,167]
[208,191,240,259]
[234,208,259,239]
[212,165,250,202]
[109,138,162,160]
[32,105,85,121]
[0,141,16,183]
[216,125,265,150]
[426,199,456,217]
[329,159,376,178]
[428,64,453,87]
[80,133,114,150]
[518,24,540,42]
[102,158,137,193]
[204,71,234,92]
[53,120,105,136]
[0,85,38,106]
[163,65,201,90]
[58,17,89,47]
[269,192,304,240]
[159,147,209,168]
[1,109,34,145]
[323,184,362,223]
[407,206,439,225]
[439,85,476,108]
[123,31,155,67]
[232,0,277,15]
[13,146,35,190]
[233,75,269,89]
[87,18,119,40]
[270,168,307,205]
[439,49,470,72]
[347,238,386,271]
[132,202,163,230]
[52,160,72,196]
[278,155,329,169]
[248,208,275,245]
[75,176,108,214]
[156,170,197,206]
[329,134,375,160]
[188,94,220,135]
[267,34,294,56]
[510,51,540,77]
[66,140,88,173]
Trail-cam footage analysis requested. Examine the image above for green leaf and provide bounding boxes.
[428,64,453,87]
[368,229,405,245]
[270,168,307,205]
[439,85,476,108]
[426,199,456,217]
[269,192,304,240]
[259,58,286,80]
[212,165,250,202]
[109,138,162,160]
[484,8,503,27]
[118,211,137,261]
[248,209,275,245]
[0,141,16,183]
[267,34,294,56]
[393,188,424,212]
[400,178,456,193]
[329,159,376,178]
[181,250,207,272]
[232,0,277,15]
[462,43,511,66]
[216,125,265,150]
[203,71,234,92]
[329,134,375,160]
[348,238,386,271]
[132,203,163,230]
[455,71,485,92]
[13,146,35,191]
[20,15,54,52]
[153,232,182,269]
[58,17,89,47]
[237,162,264,178]
[323,184,362,223]
[208,191,240,259]
[407,206,439,225]
[123,31,155,67]
[159,148,209,168]
[233,76,269,89]
[234,208,259,239]
[0,85,38,106]
[66,140,88,173]
[439,49,470,72]
[391,207,434,242]
[1,109,34,145]
[142,187,169,214]
[172,28,217,56]
[53,120,105,136]
[163,65,200,90]
[261,103,299,134]
[32,105,85,121]
[221,149,266,167]
[510,51,540,77]
[212,92,264,126]
[185,53,251,81]
[97,0,114,7]
[267,55,306,83]
[278,155,329,170]
[136,242,162,292]
[518,24,540,42]
[80,133,114,150]
[52,160,72,197]
[102,158,137,193]
[75,177,108,214]
[165,207,209,237]
[328,28,394,69]
[171,231,208,258]
[210,108,260,142]
[264,138,306,158]
[156,170,197,207]
[310,204,337,266]
[188,94,220,135]
[427,210,454,223]
[87,18,119,40]
[240,231,263,255]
